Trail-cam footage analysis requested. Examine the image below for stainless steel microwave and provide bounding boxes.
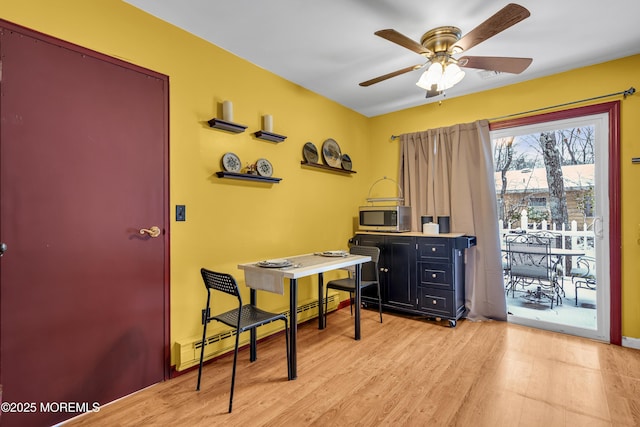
[358,205,411,232]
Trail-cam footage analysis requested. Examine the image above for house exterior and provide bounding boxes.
[496,164,595,227]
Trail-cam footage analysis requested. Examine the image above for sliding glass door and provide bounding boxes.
[491,111,610,342]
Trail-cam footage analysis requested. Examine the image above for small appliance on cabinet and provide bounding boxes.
[358,205,411,232]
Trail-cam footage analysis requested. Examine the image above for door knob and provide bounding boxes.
[139,226,161,238]
[0,242,7,257]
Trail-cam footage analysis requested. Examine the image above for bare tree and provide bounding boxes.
[494,137,514,221]
[493,125,593,229]
[540,131,569,228]
[558,126,595,165]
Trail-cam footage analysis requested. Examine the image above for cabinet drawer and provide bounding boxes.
[418,288,455,317]
[419,262,452,289]
[417,238,451,262]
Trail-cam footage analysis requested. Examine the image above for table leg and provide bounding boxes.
[318,272,325,329]
[250,288,257,362]
[289,278,298,379]
[355,263,361,341]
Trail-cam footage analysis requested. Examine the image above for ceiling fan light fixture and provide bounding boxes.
[416,62,465,92]
[440,63,465,90]
[415,62,442,90]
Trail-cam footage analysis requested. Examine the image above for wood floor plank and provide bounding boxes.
[64,307,639,427]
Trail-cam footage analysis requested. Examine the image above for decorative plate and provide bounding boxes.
[257,259,292,268]
[256,158,273,177]
[222,152,241,172]
[341,153,352,171]
[321,138,342,168]
[317,250,348,257]
[302,142,319,163]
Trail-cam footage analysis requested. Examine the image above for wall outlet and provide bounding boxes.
[176,204,186,221]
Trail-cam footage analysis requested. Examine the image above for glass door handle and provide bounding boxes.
[593,216,604,239]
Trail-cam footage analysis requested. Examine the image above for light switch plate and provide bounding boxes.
[176,205,186,221]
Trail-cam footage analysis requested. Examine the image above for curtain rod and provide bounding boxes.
[390,86,635,140]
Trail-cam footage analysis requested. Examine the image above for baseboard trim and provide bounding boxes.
[621,336,640,350]
[337,299,352,310]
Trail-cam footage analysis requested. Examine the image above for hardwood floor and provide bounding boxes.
[66,307,640,426]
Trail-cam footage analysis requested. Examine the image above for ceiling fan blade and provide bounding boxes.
[458,56,532,74]
[359,64,423,87]
[453,3,530,53]
[375,29,431,56]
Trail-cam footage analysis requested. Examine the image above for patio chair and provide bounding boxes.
[505,233,561,308]
[570,256,596,306]
[530,230,565,295]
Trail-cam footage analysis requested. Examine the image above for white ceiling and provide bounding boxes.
[124,0,640,117]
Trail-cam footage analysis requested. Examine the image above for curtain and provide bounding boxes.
[398,120,506,321]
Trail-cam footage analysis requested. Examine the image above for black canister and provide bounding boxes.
[437,216,450,233]
[421,215,433,225]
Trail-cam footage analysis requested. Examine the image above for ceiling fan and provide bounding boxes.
[359,3,533,97]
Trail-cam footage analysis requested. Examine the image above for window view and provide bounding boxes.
[493,125,597,330]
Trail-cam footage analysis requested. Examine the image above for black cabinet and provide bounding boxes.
[353,234,416,310]
[354,232,476,327]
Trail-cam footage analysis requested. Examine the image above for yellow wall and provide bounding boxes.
[2,0,639,366]
[0,0,376,367]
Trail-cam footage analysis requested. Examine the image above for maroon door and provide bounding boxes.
[0,23,168,426]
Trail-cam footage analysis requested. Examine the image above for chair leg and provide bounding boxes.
[349,292,353,316]
[196,310,208,391]
[283,318,292,380]
[324,284,329,324]
[228,330,241,413]
[377,282,383,323]
[509,275,515,298]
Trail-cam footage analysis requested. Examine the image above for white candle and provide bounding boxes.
[222,100,233,121]
[263,114,273,132]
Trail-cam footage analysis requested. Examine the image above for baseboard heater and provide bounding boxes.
[175,291,340,371]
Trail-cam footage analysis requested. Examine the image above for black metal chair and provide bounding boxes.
[570,256,596,306]
[530,230,566,295]
[324,245,382,324]
[502,249,511,284]
[196,268,291,413]
[505,233,560,308]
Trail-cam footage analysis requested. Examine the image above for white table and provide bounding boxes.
[238,253,371,379]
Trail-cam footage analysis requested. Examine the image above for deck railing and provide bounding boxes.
[499,210,596,258]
